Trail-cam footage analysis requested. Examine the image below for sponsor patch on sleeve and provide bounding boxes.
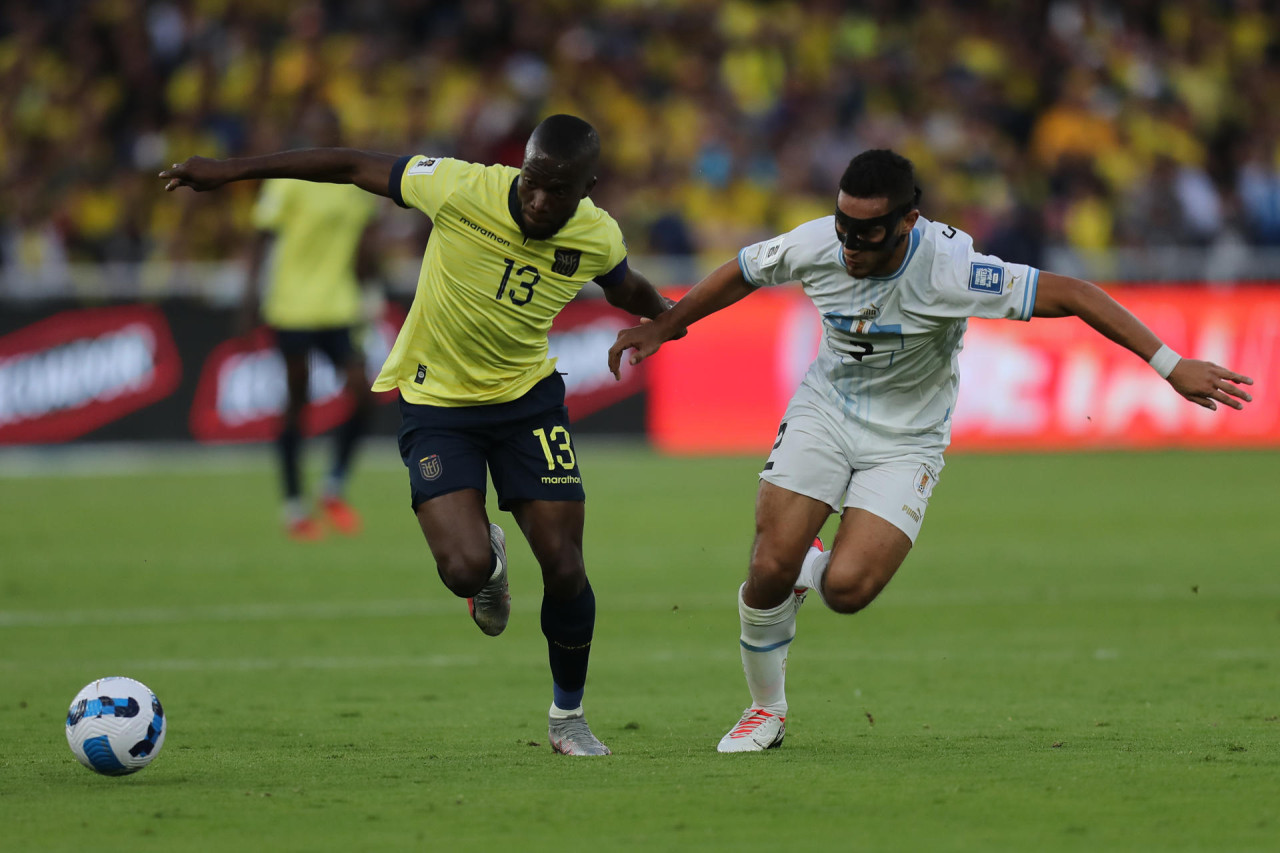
[968,263,1004,294]
[408,157,442,176]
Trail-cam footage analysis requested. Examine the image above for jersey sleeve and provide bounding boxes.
[251,179,290,231]
[928,228,1040,322]
[737,229,798,287]
[390,155,475,219]
[592,215,629,286]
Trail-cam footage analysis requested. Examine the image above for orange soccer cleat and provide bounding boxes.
[320,496,362,535]
[287,517,326,542]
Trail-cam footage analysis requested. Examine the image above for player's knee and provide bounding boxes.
[822,573,881,614]
[435,548,494,598]
[748,551,801,589]
[540,556,585,600]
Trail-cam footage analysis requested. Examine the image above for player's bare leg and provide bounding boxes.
[719,482,829,752]
[806,507,913,614]
[512,499,610,756]
[414,488,509,635]
[321,358,373,535]
[280,351,322,540]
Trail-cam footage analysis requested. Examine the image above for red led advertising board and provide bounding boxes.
[647,285,1280,454]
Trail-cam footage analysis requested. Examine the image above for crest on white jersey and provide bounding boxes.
[408,157,442,176]
[913,464,938,499]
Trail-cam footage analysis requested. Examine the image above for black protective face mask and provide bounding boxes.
[833,187,922,252]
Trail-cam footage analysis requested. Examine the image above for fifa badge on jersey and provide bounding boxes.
[408,157,441,176]
[758,236,785,268]
[552,248,582,276]
[419,455,442,481]
[914,464,938,499]
[414,364,427,384]
[968,263,1004,294]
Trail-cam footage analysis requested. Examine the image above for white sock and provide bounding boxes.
[549,703,583,719]
[797,548,832,608]
[737,583,799,716]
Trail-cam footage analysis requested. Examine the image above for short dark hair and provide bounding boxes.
[527,114,601,165]
[839,149,918,210]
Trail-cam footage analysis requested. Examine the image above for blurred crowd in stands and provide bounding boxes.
[2,0,1278,290]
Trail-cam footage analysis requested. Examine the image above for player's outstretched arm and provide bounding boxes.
[602,267,674,320]
[160,149,400,197]
[608,258,756,379]
[1033,272,1254,410]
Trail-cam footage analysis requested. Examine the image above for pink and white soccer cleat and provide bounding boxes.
[717,707,786,753]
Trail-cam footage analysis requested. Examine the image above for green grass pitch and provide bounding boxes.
[1,444,1277,851]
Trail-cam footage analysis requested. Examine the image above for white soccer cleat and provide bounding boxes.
[467,523,510,636]
[717,707,786,753]
[548,712,612,756]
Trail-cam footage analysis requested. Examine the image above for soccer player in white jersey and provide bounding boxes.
[608,149,1254,753]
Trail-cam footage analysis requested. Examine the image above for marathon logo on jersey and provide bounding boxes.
[408,157,441,176]
[415,364,427,384]
[552,248,582,277]
[913,464,938,499]
[969,263,1005,295]
[419,455,442,481]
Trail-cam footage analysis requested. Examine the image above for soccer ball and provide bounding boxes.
[65,677,166,776]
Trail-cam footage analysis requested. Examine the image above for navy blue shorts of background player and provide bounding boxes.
[272,326,357,366]
[398,372,585,511]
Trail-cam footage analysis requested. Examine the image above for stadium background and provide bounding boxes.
[3,5,1279,850]
[1,0,1278,450]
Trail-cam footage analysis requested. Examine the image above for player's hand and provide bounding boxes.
[1167,359,1253,411]
[609,321,671,380]
[159,156,235,192]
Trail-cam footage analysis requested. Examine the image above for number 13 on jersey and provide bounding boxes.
[533,426,576,471]
[497,258,540,306]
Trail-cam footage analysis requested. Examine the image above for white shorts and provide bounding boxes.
[759,384,945,543]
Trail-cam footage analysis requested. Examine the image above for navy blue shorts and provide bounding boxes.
[272,327,356,366]
[397,373,585,511]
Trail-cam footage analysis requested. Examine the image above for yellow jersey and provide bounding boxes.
[251,180,378,329]
[373,156,629,406]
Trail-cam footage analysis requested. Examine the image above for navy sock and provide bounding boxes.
[278,424,302,500]
[541,578,595,710]
[330,403,369,488]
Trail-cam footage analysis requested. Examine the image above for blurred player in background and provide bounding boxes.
[242,106,380,541]
[162,114,673,756]
[610,149,1255,753]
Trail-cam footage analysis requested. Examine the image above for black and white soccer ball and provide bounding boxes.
[65,677,166,776]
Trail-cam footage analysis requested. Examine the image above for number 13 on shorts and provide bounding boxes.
[533,426,576,471]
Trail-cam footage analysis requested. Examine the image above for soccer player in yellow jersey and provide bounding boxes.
[162,115,672,755]
[243,110,379,541]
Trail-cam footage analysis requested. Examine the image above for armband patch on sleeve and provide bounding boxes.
[757,236,785,269]
[408,157,442,176]
[968,263,1004,295]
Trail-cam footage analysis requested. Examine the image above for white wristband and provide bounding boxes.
[1148,344,1181,379]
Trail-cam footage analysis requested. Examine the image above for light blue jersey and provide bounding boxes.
[739,216,1039,439]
